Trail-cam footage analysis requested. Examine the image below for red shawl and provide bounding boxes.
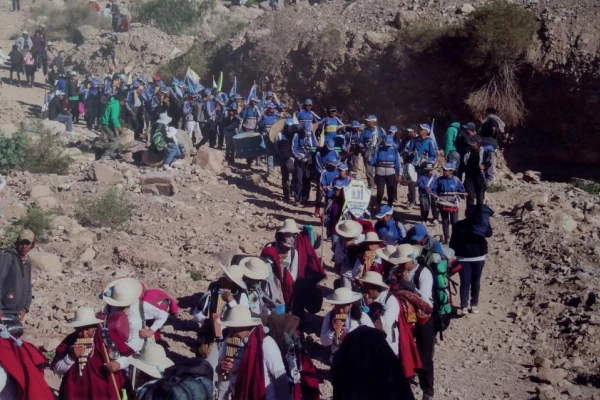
[261,244,295,308]
[0,338,53,400]
[295,232,326,282]
[294,350,321,400]
[51,326,130,400]
[234,325,267,400]
[397,301,422,378]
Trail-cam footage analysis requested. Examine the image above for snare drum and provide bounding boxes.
[402,164,417,185]
[437,200,459,213]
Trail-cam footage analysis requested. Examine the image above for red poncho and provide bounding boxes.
[397,300,423,379]
[234,325,267,400]
[51,326,130,400]
[0,338,53,400]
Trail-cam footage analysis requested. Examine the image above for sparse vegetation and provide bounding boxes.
[487,183,507,193]
[392,22,463,62]
[30,3,111,40]
[3,207,54,247]
[0,130,72,175]
[572,180,600,195]
[0,132,28,172]
[132,0,216,36]
[75,188,134,229]
[189,270,205,281]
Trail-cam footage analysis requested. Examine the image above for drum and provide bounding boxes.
[233,132,266,159]
[402,164,417,184]
[437,200,459,213]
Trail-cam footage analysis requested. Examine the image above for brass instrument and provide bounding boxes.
[75,338,93,376]
[222,337,243,379]
[361,250,377,277]
[332,314,347,346]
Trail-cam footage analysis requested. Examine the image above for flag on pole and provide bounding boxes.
[430,118,438,151]
[217,71,223,92]
[247,83,257,103]
[127,73,132,85]
[212,75,217,89]
[229,77,237,98]
[185,67,202,94]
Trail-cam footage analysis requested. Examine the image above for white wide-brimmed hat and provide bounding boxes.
[220,264,247,290]
[388,244,415,265]
[239,257,269,280]
[362,231,383,244]
[101,277,144,307]
[335,220,362,239]
[219,305,262,328]
[129,343,174,379]
[64,307,103,328]
[157,112,172,125]
[357,271,389,289]
[324,287,362,305]
[278,218,301,234]
[376,244,398,262]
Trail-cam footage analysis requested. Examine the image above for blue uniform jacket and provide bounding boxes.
[344,130,361,152]
[375,218,408,245]
[315,149,340,175]
[320,116,344,141]
[417,173,439,194]
[433,175,465,196]
[296,109,320,124]
[258,113,279,135]
[360,126,385,149]
[369,147,401,174]
[415,137,437,163]
[292,133,317,161]
[320,169,340,199]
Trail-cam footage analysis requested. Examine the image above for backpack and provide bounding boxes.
[151,125,167,152]
[141,358,213,400]
[415,238,453,339]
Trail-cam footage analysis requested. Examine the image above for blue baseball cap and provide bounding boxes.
[302,121,312,133]
[278,102,287,109]
[250,95,259,102]
[333,179,348,189]
[384,135,395,147]
[409,224,429,242]
[328,105,338,112]
[366,115,377,122]
[132,80,140,88]
[388,125,398,133]
[265,102,276,109]
[338,163,348,171]
[172,78,180,86]
[442,162,456,171]
[285,118,294,127]
[304,98,313,105]
[324,153,340,166]
[234,93,243,99]
[351,120,362,128]
[419,124,431,132]
[266,90,274,97]
[137,74,147,83]
[202,88,212,96]
[375,205,393,219]
[462,122,476,131]
[325,139,335,150]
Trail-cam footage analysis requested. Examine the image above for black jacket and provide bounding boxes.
[0,249,32,314]
[66,79,79,98]
[449,219,492,258]
[48,96,65,120]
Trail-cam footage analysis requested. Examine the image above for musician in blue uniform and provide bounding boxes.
[318,153,341,204]
[374,205,408,245]
[360,115,386,189]
[414,124,437,165]
[319,105,344,142]
[343,120,363,173]
[197,88,218,148]
[296,98,320,125]
[274,118,297,202]
[401,126,422,208]
[433,162,466,244]
[292,122,317,205]
[258,102,279,176]
[369,135,401,207]
[314,139,341,215]
[240,96,261,167]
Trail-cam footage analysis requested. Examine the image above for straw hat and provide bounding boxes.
[239,257,269,281]
[335,220,362,239]
[157,112,172,125]
[357,271,389,289]
[101,277,144,307]
[324,287,362,305]
[376,244,398,262]
[278,218,301,234]
[220,264,247,290]
[362,231,383,244]
[64,307,103,328]
[388,244,415,265]
[129,343,174,379]
[220,305,261,328]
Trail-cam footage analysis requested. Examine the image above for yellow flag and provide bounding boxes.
[186,66,200,85]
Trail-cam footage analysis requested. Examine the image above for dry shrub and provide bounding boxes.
[30,3,111,40]
[3,207,54,247]
[132,0,216,36]
[465,63,526,126]
[392,22,463,66]
[75,188,134,229]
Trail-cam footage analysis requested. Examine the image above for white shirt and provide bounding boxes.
[220,334,286,400]
[320,310,374,354]
[281,249,298,282]
[374,290,400,355]
[407,265,434,307]
[52,351,77,375]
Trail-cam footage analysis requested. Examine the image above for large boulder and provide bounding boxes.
[140,172,176,196]
[86,163,124,184]
[119,128,136,147]
[29,185,53,199]
[72,25,100,45]
[193,147,224,173]
[364,32,393,50]
[42,120,66,134]
[2,204,28,219]
[29,250,62,275]
[176,130,194,156]
[141,150,164,167]
[34,196,59,210]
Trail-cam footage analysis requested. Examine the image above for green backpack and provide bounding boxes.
[415,238,452,339]
[151,124,167,152]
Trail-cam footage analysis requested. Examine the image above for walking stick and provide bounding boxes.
[100,340,122,400]
[320,210,325,269]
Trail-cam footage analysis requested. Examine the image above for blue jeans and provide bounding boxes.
[458,260,486,308]
[164,143,182,166]
[54,114,73,132]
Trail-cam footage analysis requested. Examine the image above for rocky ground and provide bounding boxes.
[0,2,599,400]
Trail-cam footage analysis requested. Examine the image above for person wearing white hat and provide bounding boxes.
[162,126,184,170]
[217,305,288,400]
[101,278,169,373]
[332,220,363,286]
[128,342,174,393]
[358,271,400,355]
[239,257,281,315]
[320,287,373,358]
[341,231,383,288]
[51,307,130,399]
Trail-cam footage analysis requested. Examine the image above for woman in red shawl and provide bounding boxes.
[51,307,132,400]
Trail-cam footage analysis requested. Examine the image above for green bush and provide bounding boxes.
[572,180,600,195]
[487,183,507,193]
[465,0,537,69]
[392,23,463,61]
[75,188,134,229]
[3,207,54,247]
[132,0,216,36]
[0,133,28,171]
[30,3,111,41]
[189,270,205,282]
[24,130,72,175]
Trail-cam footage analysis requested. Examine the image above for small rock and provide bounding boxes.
[140,172,176,196]
[193,147,225,173]
[459,3,476,14]
[534,356,552,369]
[29,250,62,275]
[80,248,96,262]
[524,170,542,183]
[72,25,100,45]
[34,196,59,210]
[28,185,53,199]
[537,367,568,385]
[86,163,124,184]
[141,150,164,167]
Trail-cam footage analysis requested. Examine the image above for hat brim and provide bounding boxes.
[158,117,172,125]
[278,226,301,234]
[220,317,262,328]
[129,357,174,379]
[324,292,362,305]
[220,265,248,290]
[409,234,426,242]
[442,166,455,171]
[424,166,434,171]
[388,256,412,265]
[357,278,389,289]
[64,318,103,328]
[238,258,269,281]
[335,221,362,239]
[363,237,383,244]
[101,279,144,307]
[375,247,393,262]
[375,211,393,219]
